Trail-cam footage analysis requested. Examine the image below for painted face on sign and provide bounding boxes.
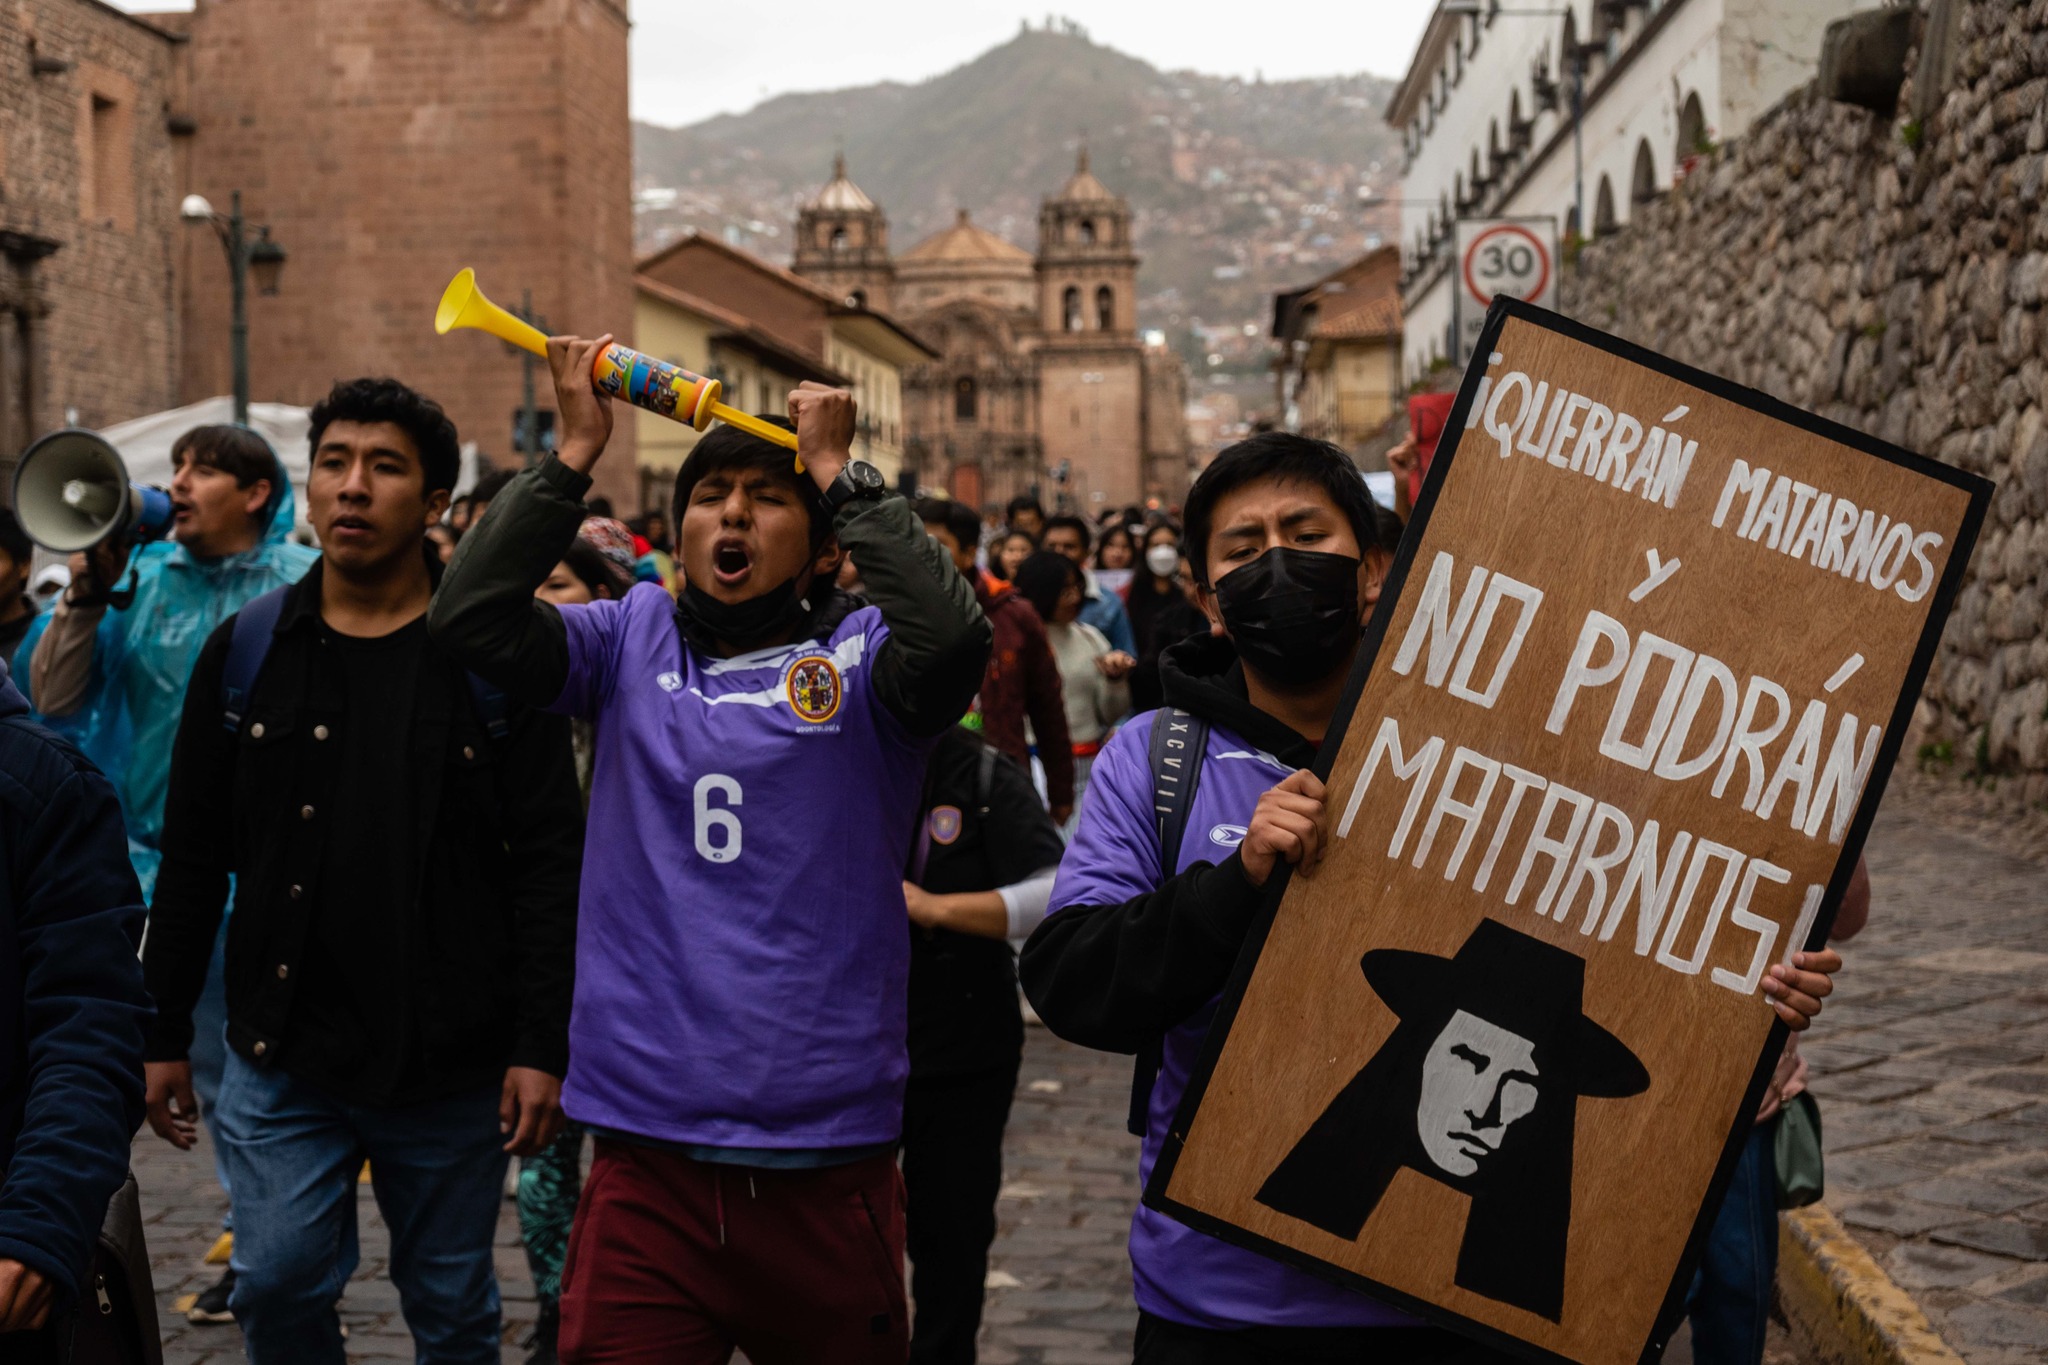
[1415,1010,1541,1178]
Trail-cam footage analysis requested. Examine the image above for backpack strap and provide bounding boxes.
[220,587,291,734]
[1129,707,1210,1136]
[1146,707,1209,872]
[974,740,999,817]
[222,585,512,745]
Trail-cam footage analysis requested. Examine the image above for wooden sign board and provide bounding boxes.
[1148,300,1990,1365]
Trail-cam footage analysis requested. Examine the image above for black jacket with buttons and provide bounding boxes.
[143,559,583,1103]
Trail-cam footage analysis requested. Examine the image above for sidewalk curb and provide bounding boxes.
[1777,1204,1965,1365]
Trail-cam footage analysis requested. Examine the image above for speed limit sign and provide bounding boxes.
[1453,217,1557,366]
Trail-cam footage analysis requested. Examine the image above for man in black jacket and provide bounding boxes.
[0,661,151,1363]
[901,725,1064,1364]
[140,378,583,1365]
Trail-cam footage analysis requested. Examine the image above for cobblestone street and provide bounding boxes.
[135,771,2047,1364]
[1805,771,2048,1364]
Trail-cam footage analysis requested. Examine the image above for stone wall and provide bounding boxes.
[0,0,182,470]
[1559,0,2048,801]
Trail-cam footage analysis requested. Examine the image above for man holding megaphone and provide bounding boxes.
[20,424,317,891]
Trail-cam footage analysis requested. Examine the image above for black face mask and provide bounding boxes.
[680,574,813,651]
[1212,546,1362,687]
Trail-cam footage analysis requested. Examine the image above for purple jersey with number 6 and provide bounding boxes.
[1050,710,1417,1330]
[549,582,929,1149]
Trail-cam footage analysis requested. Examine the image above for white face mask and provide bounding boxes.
[1145,544,1180,578]
[1415,1010,1541,1178]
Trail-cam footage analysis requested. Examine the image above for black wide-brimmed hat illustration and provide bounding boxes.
[1256,918,1648,1322]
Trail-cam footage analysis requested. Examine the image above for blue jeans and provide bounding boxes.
[1686,1122,1778,1365]
[213,1050,509,1365]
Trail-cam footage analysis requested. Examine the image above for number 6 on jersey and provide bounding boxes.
[693,774,743,863]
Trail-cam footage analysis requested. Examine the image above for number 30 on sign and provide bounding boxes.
[1455,218,1557,368]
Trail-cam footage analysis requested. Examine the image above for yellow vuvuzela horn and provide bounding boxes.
[434,269,802,463]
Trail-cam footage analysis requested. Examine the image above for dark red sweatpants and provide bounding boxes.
[559,1139,909,1365]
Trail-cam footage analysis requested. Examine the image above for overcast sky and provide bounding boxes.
[113,2,1439,127]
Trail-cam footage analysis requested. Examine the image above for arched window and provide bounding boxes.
[1594,175,1617,235]
[1062,286,1082,332]
[1096,285,1115,330]
[1564,204,1581,240]
[1078,218,1096,245]
[1676,91,1707,161]
[829,226,847,253]
[1631,138,1658,204]
[955,376,977,423]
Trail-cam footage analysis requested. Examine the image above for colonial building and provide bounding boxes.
[635,230,934,487]
[0,0,184,481]
[159,0,640,506]
[1389,0,1885,382]
[1271,246,1404,451]
[788,152,1189,513]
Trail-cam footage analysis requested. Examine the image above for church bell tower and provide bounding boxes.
[793,154,895,313]
[1035,147,1138,338]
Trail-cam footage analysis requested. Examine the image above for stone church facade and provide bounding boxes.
[791,152,1188,513]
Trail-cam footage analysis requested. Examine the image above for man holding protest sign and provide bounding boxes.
[1099,302,1978,1365]
[1022,426,1849,1364]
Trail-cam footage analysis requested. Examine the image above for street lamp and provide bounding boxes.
[1439,0,1584,235]
[181,191,288,424]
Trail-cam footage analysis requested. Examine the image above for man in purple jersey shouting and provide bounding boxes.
[1021,432,1845,1365]
[431,335,990,1365]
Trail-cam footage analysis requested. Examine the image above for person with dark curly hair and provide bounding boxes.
[139,378,583,1365]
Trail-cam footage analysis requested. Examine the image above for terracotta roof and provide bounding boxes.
[1054,147,1119,204]
[636,230,847,307]
[900,209,1033,265]
[1312,293,1403,341]
[807,153,877,212]
[634,275,849,385]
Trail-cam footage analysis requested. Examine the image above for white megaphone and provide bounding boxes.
[11,428,174,554]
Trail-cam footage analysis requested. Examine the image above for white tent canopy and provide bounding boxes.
[98,397,483,541]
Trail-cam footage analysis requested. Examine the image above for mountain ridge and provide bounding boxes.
[632,27,1402,374]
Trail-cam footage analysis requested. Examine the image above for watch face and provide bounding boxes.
[846,461,886,492]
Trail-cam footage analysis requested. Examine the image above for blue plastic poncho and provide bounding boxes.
[10,449,317,899]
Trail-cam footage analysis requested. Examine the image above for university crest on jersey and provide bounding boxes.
[785,654,843,724]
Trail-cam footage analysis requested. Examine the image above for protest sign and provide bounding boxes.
[1148,300,1990,1365]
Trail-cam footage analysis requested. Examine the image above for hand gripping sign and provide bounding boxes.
[1148,299,1989,1365]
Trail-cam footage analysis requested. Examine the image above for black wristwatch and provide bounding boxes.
[822,459,888,513]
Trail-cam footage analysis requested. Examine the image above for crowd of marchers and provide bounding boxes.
[0,342,1859,1365]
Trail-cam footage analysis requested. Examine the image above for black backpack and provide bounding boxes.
[1126,707,1210,1136]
